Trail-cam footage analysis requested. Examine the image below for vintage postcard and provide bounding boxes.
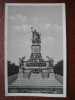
[5,3,67,97]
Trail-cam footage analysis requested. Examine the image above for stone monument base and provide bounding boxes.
[22,67,53,79]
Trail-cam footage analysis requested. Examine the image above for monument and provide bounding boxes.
[8,28,63,94]
[21,27,54,79]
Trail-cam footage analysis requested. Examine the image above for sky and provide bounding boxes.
[6,4,65,65]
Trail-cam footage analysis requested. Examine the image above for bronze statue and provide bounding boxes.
[31,27,41,43]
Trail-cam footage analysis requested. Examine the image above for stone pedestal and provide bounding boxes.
[23,70,30,79]
[41,69,49,78]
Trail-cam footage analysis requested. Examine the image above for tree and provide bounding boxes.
[54,60,63,76]
[8,61,19,76]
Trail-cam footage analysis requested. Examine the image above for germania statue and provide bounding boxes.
[31,27,41,44]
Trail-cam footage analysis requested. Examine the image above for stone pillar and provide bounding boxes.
[41,69,49,78]
[23,69,31,79]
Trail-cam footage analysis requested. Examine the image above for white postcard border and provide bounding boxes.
[5,3,67,97]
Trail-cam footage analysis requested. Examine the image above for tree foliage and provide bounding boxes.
[54,60,63,76]
[8,61,19,76]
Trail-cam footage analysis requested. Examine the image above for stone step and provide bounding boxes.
[9,72,63,87]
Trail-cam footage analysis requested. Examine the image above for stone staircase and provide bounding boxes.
[9,71,62,87]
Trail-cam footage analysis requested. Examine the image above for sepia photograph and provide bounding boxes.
[5,3,67,97]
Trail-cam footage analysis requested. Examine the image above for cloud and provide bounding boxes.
[9,14,27,24]
[13,24,31,35]
[42,36,55,45]
[16,14,27,22]
[9,16,16,20]
[45,24,51,29]
[32,17,39,23]
[12,23,62,39]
